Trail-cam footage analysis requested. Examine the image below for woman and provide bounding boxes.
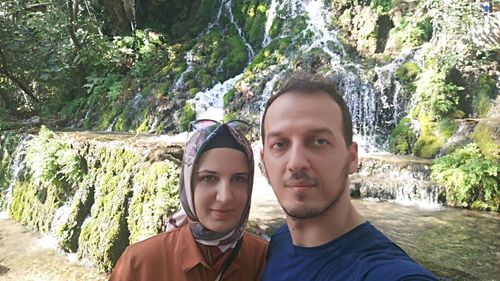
[109,119,268,281]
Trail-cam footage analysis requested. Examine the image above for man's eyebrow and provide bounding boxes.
[309,128,334,135]
[265,131,284,139]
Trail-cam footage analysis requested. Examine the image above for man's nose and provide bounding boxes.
[286,143,309,172]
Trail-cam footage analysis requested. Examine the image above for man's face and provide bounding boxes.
[261,91,358,219]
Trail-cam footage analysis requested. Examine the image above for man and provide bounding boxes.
[260,72,438,281]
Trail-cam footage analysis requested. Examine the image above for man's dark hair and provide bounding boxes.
[261,71,353,146]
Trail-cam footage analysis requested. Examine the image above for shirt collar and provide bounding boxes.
[179,225,241,276]
[180,224,208,272]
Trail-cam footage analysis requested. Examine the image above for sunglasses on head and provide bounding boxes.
[187,119,251,143]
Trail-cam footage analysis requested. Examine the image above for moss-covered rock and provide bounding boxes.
[413,117,457,158]
[472,121,500,161]
[1,128,183,273]
[127,161,180,243]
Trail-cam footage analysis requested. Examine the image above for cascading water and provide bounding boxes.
[189,73,244,121]
[225,0,255,61]
[174,50,195,91]
[303,0,345,66]
[184,0,415,153]
[1,135,31,216]
[262,0,278,47]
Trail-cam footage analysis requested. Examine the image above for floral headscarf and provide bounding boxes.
[166,124,254,252]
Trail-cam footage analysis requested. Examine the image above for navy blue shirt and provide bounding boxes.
[262,222,438,281]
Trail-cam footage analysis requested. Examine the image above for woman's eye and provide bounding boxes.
[200,175,216,183]
[233,175,249,183]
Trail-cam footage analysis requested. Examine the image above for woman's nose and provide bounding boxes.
[216,180,234,203]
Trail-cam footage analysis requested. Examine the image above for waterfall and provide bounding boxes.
[2,135,31,213]
[106,116,118,132]
[174,50,194,90]
[303,0,345,67]
[189,73,244,121]
[225,0,255,61]
[262,0,278,47]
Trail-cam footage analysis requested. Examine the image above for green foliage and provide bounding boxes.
[394,16,433,47]
[223,111,238,122]
[396,62,421,93]
[187,88,200,99]
[414,68,464,120]
[432,144,499,211]
[224,88,236,107]
[26,126,86,188]
[389,117,417,154]
[180,103,196,131]
[60,97,86,117]
[248,37,290,72]
[85,74,124,104]
[371,0,393,14]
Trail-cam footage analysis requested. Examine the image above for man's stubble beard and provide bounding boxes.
[281,161,350,220]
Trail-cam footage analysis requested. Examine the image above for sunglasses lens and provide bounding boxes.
[191,119,219,131]
[227,120,251,135]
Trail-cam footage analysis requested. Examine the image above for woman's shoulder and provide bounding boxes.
[242,231,269,249]
[124,227,184,256]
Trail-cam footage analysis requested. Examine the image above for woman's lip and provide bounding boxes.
[211,209,234,219]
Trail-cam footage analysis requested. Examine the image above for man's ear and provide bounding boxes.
[259,149,269,181]
[347,142,359,175]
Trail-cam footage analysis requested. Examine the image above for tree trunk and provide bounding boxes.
[68,0,85,97]
[103,0,135,33]
[0,47,39,103]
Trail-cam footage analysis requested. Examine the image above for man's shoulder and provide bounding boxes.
[362,259,438,281]
[270,223,290,237]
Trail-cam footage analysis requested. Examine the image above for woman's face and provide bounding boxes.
[193,148,250,232]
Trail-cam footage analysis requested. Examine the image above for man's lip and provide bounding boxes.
[285,181,315,187]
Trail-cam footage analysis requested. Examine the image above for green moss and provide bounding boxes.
[389,117,417,155]
[396,62,421,93]
[155,82,170,98]
[472,123,499,160]
[128,161,179,243]
[269,17,280,38]
[77,148,141,272]
[223,112,238,122]
[179,103,196,132]
[413,117,457,158]
[224,88,236,107]
[56,175,95,253]
[9,178,65,233]
[187,88,200,99]
[223,32,248,77]
[473,75,497,117]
